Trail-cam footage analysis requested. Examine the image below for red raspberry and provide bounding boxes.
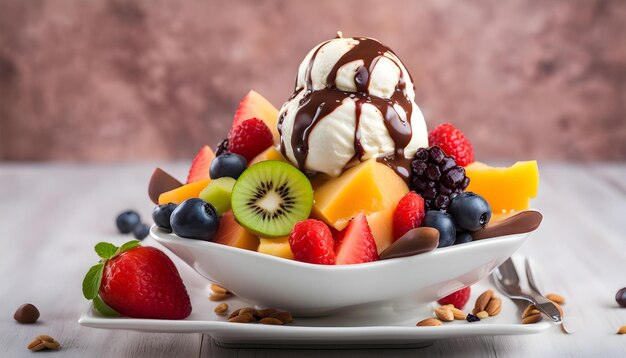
[428,123,475,167]
[228,118,273,162]
[437,286,471,310]
[392,191,426,241]
[288,219,336,265]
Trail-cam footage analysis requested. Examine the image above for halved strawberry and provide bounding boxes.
[186,145,215,184]
[232,90,280,144]
[335,213,379,265]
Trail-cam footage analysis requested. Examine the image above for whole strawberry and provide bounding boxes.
[228,118,273,162]
[428,123,475,167]
[82,240,192,319]
[437,286,471,310]
[392,191,426,241]
[289,219,336,265]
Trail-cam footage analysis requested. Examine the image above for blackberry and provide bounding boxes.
[410,146,470,211]
[215,138,229,157]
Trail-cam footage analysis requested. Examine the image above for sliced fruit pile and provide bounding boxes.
[147,90,540,267]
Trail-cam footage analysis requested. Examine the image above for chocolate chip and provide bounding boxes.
[14,303,40,324]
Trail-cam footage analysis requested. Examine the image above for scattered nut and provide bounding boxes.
[416,318,442,326]
[214,303,229,315]
[211,283,230,295]
[256,308,278,318]
[474,290,493,313]
[227,308,241,320]
[239,307,257,318]
[546,293,565,305]
[209,292,230,301]
[228,313,254,323]
[485,297,502,317]
[618,326,626,335]
[522,313,542,324]
[14,303,40,324]
[435,306,454,322]
[476,311,489,319]
[27,335,60,351]
[270,311,293,324]
[260,317,284,325]
[522,304,541,319]
[449,307,467,320]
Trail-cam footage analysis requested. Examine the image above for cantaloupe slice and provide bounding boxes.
[158,179,210,205]
[465,161,539,214]
[232,90,280,144]
[257,237,294,260]
[365,206,397,254]
[249,146,288,166]
[312,160,409,230]
[213,211,259,251]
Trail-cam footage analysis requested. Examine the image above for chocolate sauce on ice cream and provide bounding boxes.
[278,36,425,181]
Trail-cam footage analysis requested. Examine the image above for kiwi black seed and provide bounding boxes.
[231,161,313,237]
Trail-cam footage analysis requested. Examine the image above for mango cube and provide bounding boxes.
[258,237,294,260]
[158,179,210,205]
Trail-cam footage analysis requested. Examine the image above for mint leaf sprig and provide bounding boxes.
[82,240,141,317]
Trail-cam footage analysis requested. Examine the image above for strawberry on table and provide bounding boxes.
[288,219,336,265]
[186,145,215,184]
[392,191,426,241]
[437,286,471,310]
[428,123,475,167]
[228,118,274,162]
[335,213,379,265]
[82,240,192,319]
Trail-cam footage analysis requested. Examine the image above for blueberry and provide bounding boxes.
[466,313,480,322]
[116,210,141,234]
[616,287,626,307]
[170,198,220,241]
[153,203,178,231]
[209,153,247,179]
[455,231,473,245]
[422,211,456,248]
[133,223,150,240]
[448,192,492,232]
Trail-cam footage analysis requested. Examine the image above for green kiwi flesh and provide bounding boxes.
[231,160,313,237]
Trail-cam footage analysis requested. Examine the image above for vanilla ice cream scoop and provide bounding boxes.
[278,36,428,178]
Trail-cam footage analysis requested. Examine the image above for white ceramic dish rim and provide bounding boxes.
[150,225,539,270]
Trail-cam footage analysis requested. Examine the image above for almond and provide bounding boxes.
[228,313,254,323]
[474,290,493,313]
[546,293,565,305]
[270,311,293,324]
[486,297,502,316]
[416,318,442,326]
[476,310,489,319]
[211,283,230,295]
[522,304,540,319]
[522,313,542,324]
[450,307,467,320]
[214,303,229,315]
[435,306,454,322]
[618,326,626,335]
[228,308,241,320]
[209,292,229,301]
[260,317,284,325]
[256,308,278,318]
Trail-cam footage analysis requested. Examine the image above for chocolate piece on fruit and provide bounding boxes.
[231,161,313,237]
[14,303,40,324]
[379,227,439,260]
[148,167,183,204]
[170,198,220,241]
[471,210,542,241]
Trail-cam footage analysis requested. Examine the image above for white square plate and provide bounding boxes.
[78,240,551,348]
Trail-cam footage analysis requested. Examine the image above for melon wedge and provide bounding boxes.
[213,211,259,251]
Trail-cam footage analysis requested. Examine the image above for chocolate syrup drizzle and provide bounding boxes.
[278,37,415,182]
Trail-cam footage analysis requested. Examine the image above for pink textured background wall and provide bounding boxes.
[1,0,625,161]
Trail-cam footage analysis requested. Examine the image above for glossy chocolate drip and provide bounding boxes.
[279,37,415,179]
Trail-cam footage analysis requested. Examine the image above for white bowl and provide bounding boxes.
[151,226,536,317]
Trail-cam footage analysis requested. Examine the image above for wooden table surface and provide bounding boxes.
[1,162,625,357]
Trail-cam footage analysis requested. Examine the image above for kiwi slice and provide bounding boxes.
[199,177,236,215]
[231,161,313,237]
